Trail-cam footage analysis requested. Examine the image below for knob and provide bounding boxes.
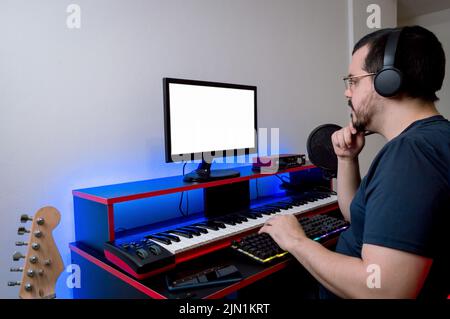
[44,259,51,266]
[29,256,38,264]
[36,217,45,225]
[20,214,33,223]
[15,241,28,246]
[8,281,21,287]
[24,283,32,291]
[12,252,25,261]
[31,243,40,250]
[17,227,30,235]
[10,267,23,272]
[27,270,35,278]
[34,230,43,238]
[135,248,149,259]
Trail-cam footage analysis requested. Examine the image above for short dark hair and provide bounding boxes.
[353,26,446,102]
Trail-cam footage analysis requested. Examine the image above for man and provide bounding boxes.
[259,26,450,299]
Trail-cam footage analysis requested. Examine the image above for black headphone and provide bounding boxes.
[373,28,403,97]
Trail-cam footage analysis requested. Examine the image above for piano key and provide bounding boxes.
[231,214,248,222]
[183,225,208,234]
[213,217,236,226]
[236,213,256,220]
[210,221,226,228]
[178,227,201,236]
[194,222,219,231]
[157,233,181,242]
[146,234,171,245]
[166,230,193,238]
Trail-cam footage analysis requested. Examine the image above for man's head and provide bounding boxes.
[345,26,446,132]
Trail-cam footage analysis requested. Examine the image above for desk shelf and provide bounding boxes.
[73,165,316,205]
[72,164,319,249]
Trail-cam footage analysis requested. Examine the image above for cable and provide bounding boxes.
[255,179,259,199]
[179,162,189,217]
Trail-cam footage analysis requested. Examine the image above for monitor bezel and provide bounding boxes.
[163,77,257,163]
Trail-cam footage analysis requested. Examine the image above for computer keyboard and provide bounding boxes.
[231,214,349,263]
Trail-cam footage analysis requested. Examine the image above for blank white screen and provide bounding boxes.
[169,83,255,155]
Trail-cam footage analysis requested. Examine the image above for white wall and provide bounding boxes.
[0,0,351,298]
[399,8,450,120]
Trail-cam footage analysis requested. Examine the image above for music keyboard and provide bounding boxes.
[151,194,337,255]
[104,192,338,279]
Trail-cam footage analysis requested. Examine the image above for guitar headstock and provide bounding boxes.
[8,206,64,299]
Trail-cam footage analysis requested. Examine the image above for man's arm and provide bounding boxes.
[331,123,365,222]
[290,240,432,298]
[336,157,361,221]
[260,215,433,298]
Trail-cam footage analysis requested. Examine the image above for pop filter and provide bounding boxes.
[306,124,342,178]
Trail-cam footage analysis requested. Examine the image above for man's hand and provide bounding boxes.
[258,215,307,251]
[332,121,365,161]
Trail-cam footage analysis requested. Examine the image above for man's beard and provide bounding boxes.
[348,99,371,133]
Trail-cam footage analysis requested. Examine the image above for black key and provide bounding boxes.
[267,203,293,209]
[146,234,171,245]
[233,214,248,222]
[194,223,219,231]
[227,216,243,224]
[248,210,263,218]
[266,206,281,212]
[257,209,275,216]
[157,233,181,242]
[178,227,201,236]
[166,230,193,239]
[210,221,226,229]
[214,218,236,226]
[240,213,257,220]
[183,225,208,234]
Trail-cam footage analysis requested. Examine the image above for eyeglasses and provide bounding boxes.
[343,73,376,90]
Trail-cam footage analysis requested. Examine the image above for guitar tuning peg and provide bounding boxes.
[15,241,28,246]
[36,217,45,225]
[20,214,33,223]
[33,230,43,238]
[29,256,38,264]
[12,252,25,261]
[17,227,30,235]
[31,243,40,250]
[27,269,35,278]
[10,267,23,272]
[7,281,21,287]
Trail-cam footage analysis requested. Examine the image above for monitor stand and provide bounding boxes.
[183,160,240,183]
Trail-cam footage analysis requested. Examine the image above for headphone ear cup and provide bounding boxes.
[374,67,403,97]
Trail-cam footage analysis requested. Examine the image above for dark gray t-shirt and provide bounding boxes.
[323,115,450,299]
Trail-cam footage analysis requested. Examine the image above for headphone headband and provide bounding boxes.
[383,29,402,67]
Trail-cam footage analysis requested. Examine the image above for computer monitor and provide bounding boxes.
[163,78,257,182]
